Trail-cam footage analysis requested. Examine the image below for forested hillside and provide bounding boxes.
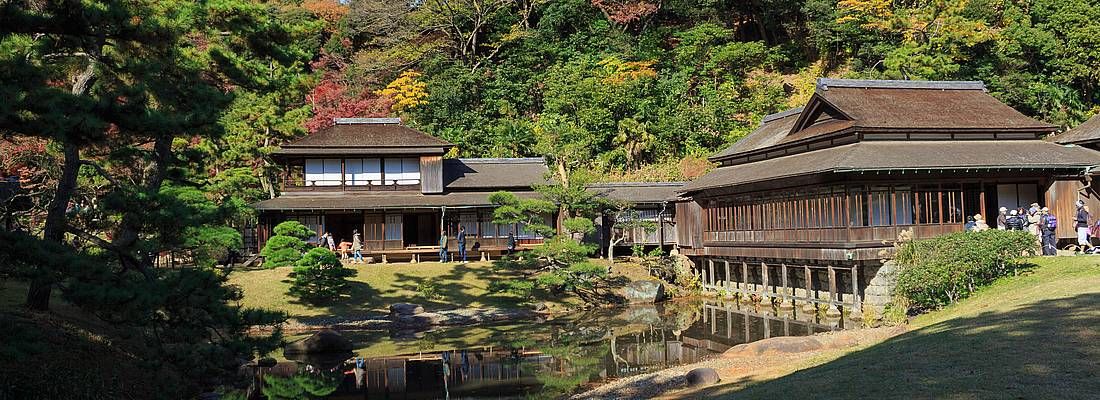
[218,0,1100,189]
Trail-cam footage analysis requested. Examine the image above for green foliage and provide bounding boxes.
[415,279,442,300]
[262,221,315,268]
[562,216,595,236]
[273,220,316,240]
[894,229,1038,311]
[262,369,341,400]
[489,190,558,237]
[287,248,356,305]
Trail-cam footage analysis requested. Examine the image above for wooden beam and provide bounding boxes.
[828,265,838,304]
[742,261,749,294]
[761,262,769,297]
[781,263,789,300]
[724,260,731,291]
[851,265,861,310]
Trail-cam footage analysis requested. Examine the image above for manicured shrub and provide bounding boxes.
[260,221,314,268]
[894,229,1037,311]
[287,248,356,305]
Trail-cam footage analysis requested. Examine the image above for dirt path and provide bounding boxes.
[573,326,906,400]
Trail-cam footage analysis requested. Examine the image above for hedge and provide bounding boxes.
[894,229,1038,311]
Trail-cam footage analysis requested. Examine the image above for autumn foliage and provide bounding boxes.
[591,0,660,26]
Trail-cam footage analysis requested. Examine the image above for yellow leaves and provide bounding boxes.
[598,58,657,85]
[836,0,894,29]
[785,60,828,108]
[378,70,428,113]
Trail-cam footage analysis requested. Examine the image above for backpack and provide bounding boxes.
[1045,214,1058,230]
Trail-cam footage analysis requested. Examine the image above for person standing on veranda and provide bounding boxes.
[439,229,449,262]
[352,229,364,264]
[457,225,467,263]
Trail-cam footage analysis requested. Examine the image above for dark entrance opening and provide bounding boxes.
[324,213,360,246]
[402,213,440,247]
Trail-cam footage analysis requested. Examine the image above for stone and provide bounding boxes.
[618,280,667,304]
[685,368,720,387]
[396,312,447,327]
[390,303,425,316]
[283,329,353,355]
[532,302,550,312]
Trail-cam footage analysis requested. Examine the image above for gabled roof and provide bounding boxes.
[709,108,802,161]
[274,118,453,156]
[709,79,1058,163]
[443,158,549,189]
[684,140,1100,193]
[1053,114,1100,145]
[587,182,685,204]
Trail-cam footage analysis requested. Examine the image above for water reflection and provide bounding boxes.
[247,299,852,399]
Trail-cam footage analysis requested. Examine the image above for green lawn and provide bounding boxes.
[227,261,534,319]
[230,258,662,320]
[696,256,1100,399]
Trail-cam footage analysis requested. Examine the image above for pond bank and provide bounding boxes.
[274,306,541,332]
[572,326,905,400]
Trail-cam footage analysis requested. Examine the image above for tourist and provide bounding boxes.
[1076,199,1090,250]
[439,229,449,262]
[1027,204,1042,238]
[1040,207,1057,256]
[964,216,977,231]
[1007,209,1025,231]
[337,240,352,259]
[973,214,989,231]
[326,232,336,251]
[997,207,1008,230]
[352,229,364,264]
[507,231,517,255]
[457,225,467,263]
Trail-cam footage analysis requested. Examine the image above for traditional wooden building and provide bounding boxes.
[676,79,1100,315]
[588,182,682,255]
[253,118,551,261]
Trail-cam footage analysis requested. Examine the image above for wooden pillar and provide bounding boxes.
[781,263,789,302]
[743,310,751,342]
[827,265,842,317]
[724,261,731,292]
[707,259,715,290]
[803,265,815,314]
[851,265,862,316]
[760,262,770,298]
[742,262,749,294]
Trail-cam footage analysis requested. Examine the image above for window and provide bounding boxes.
[895,187,914,225]
[384,214,402,241]
[384,157,421,185]
[304,159,342,186]
[345,159,382,186]
[459,213,477,236]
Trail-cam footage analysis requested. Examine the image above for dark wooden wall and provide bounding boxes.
[1047,178,1100,239]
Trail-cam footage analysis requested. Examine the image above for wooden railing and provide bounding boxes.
[282,180,420,192]
[702,224,963,245]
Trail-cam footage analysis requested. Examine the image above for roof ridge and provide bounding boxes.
[335,117,402,124]
[761,107,804,124]
[453,157,547,164]
[588,182,686,187]
[818,78,986,91]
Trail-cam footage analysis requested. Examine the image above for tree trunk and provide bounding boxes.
[555,159,570,235]
[110,133,172,282]
[25,141,81,310]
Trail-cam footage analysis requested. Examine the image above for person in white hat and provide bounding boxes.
[997,207,1008,230]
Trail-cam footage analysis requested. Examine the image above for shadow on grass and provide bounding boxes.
[693,292,1100,399]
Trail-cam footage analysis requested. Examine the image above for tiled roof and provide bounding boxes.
[443,158,549,189]
[587,182,685,203]
[1053,114,1100,145]
[684,140,1100,193]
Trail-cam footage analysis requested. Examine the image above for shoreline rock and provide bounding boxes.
[263,306,543,333]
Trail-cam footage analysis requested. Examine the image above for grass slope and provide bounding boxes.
[697,256,1100,399]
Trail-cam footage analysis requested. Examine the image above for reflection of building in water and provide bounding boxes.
[307,301,845,399]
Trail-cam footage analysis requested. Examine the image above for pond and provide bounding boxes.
[247,299,855,399]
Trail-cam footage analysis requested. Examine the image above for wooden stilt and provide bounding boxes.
[851,265,862,318]
[741,262,749,295]
[761,262,769,298]
[827,265,842,318]
[803,265,815,314]
[724,261,732,292]
[708,259,715,291]
[779,263,792,309]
